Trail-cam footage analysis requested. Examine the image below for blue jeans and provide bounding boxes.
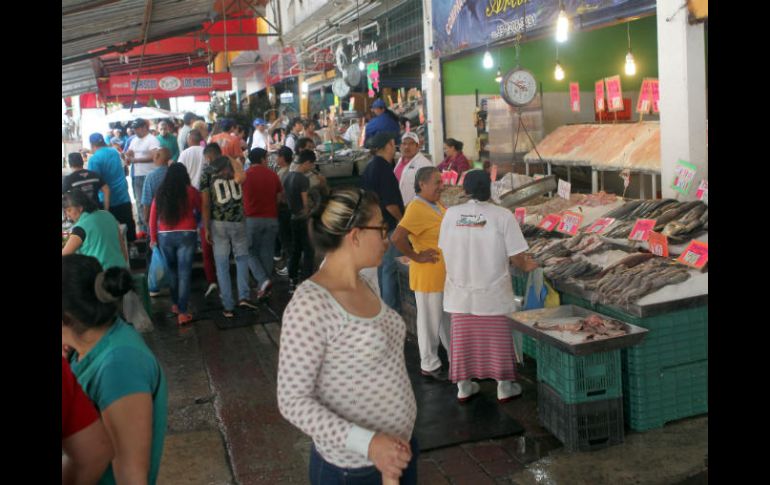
[211,220,251,311]
[378,230,402,313]
[158,231,197,313]
[132,175,147,232]
[246,217,279,286]
[309,437,419,485]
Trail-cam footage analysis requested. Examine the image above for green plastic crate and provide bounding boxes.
[622,359,708,431]
[536,340,622,404]
[523,334,538,360]
[130,272,152,316]
[512,272,529,297]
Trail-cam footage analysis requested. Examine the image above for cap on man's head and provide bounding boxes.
[133,118,148,128]
[183,112,197,124]
[365,131,397,150]
[462,169,492,202]
[252,117,267,127]
[401,132,420,145]
[89,133,105,145]
[372,99,386,109]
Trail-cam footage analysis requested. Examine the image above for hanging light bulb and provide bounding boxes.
[556,1,569,43]
[494,68,503,83]
[554,61,565,81]
[482,50,494,69]
[624,23,636,76]
[358,59,366,71]
[426,68,435,80]
[301,81,309,93]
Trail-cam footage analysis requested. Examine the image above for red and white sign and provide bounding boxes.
[605,75,623,112]
[569,82,580,112]
[677,240,708,269]
[595,80,606,113]
[458,170,467,186]
[647,231,669,257]
[650,79,660,113]
[696,179,708,204]
[557,211,584,236]
[538,214,562,232]
[628,219,657,242]
[441,170,459,186]
[557,179,571,200]
[108,72,232,96]
[636,79,652,114]
[514,207,526,225]
[585,217,615,234]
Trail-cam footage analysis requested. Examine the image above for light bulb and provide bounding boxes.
[556,9,569,43]
[624,52,636,76]
[358,60,365,71]
[301,81,309,93]
[554,62,565,81]
[482,50,494,69]
[494,68,502,83]
[426,69,435,80]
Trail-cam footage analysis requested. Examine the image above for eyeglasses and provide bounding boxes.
[356,224,389,240]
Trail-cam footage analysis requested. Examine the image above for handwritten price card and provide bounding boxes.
[595,80,606,113]
[647,231,669,257]
[628,219,657,242]
[605,75,623,112]
[557,211,584,236]
[696,179,708,204]
[557,179,571,200]
[441,170,459,186]
[570,82,580,112]
[672,160,698,195]
[636,79,652,114]
[650,79,660,113]
[585,217,616,234]
[514,207,526,225]
[538,214,562,232]
[676,240,708,269]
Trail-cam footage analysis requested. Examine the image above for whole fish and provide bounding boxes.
[604,200,644,219]
[597,252,656,278]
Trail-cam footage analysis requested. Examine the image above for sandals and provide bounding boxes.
[222,310,235,319]
[177,313,193,326]
[238,300,259,311]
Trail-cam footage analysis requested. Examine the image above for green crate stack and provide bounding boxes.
[130,272,152,316]
[536,340,622,404]
[622,360,708,431]
[522,335,538,360]
[511,272,529,298]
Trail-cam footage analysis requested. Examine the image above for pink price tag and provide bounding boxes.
[647,231,669,257]
[557,211,584,236]
[585,217,615,234]
[676,240,708,269]
[650,79,660,113]
[696,179,708,203]
[514,207,526,225]
[569,82,580,113]
[441,170,459,186]
[458,171,467,186]
[595,80,606,113]
[538,214,563,232]
[605,75,623,112]
[628,219,657,242]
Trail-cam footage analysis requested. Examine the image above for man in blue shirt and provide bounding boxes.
[87,133,137,241]
[363,99,401,147]
[360,131,405,312]
[141,147,172,295]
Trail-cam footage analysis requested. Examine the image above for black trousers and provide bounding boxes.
[109,202,137,242]
[275,204,293,258]
[289,218,315,281]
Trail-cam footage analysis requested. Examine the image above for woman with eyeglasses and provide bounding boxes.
[277,186,418,485]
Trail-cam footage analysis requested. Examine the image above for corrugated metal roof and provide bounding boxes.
[62,59,99,97]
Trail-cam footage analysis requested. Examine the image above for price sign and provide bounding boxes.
[647,231,669,257]
[557,179,571,200]
[620,169,631,189]
[441,170,459,186]
[676,240,708,269]
[538,214,562,232]
[514,207,526,225]
[569,82,580,112]
[605,75,623,112]
[650,79,660,113]
[595,80,606,113]
[585,217,616,234]
[557,211,584,236]
[636,79,652,114]
[628,219,657,242]
[672,160,698,195]
[696,179,708,204]
[490,164,498,182]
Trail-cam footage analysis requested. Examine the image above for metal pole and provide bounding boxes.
[592,168,598,193]
[567,166,571,183]
[651,173,658,199]
[639,172,646,199]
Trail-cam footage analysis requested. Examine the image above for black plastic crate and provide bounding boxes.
[537,381,624,452]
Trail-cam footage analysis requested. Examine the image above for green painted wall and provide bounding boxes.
[442,15,659,95]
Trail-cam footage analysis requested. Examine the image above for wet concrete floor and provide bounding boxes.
[142,272,707,484]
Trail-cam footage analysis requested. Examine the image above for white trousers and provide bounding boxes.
[415,291,451,372]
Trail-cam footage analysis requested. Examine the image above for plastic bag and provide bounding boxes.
[148,246,169,291]
[122,290,154,333]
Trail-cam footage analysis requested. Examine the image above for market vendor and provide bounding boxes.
[391,166,450,381]
[437,139,471,174]
[394,132,433,205]
[438,170,538,403]
[62,190,129,271]
[363,99,401,147]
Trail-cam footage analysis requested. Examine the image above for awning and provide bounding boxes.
[62,60,99,98]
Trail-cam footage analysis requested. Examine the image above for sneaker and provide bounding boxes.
[275,266,289,277]
[457,381,481,403]
[205,282,218,298]
[177,313,193,325]
[238,299,259,311]
[257,279,273,300]
[273,256,282,261]
[149,290,162,297]
[497,381,523,403]
[421,367,448,381]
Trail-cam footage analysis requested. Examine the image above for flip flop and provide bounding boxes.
[222,310,235,319]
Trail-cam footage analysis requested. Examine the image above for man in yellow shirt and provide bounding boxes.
[391,167,449,380]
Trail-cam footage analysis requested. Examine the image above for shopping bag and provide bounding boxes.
[523,268,548,310]
[148,246,169,291]
[122,290,154,333]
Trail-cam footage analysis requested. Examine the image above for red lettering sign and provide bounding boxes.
[676,240,708,269]
[605,75,623,112]
[538,214,562,232]
[107,72,232,96]
[595,80,605,113]
[628,219,657,242]
[647,231,669,257]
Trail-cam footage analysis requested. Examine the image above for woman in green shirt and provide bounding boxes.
[63,255,168,484]
[62,190,129,270]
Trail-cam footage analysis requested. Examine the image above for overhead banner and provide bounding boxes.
[107,72,232,96]
[431,0,654,58]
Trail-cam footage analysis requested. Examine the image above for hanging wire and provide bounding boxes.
[356,0,363,65]
[627,22,631,51]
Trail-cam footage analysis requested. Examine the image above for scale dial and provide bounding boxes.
[501,68,537,107]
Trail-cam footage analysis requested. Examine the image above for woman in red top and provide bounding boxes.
[437,138,471,174]
[149,163,201,324]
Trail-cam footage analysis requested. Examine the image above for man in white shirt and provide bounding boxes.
[178,129,206,189]
[394,132,433,206]
[125,118,161,233]
[250,118,268,151]
[343,119,362,146]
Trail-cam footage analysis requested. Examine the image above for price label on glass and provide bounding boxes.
[672,160,698,195]
[557,179,571,200]
[557,211,584,236]
[538,214,562,232]
[647,231,669,257]
[676,240,708,269]
[585,217,616,234]
[628,219,657,242]
[514,207,526,225]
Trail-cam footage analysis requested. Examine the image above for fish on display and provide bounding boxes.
[533,314,628,341]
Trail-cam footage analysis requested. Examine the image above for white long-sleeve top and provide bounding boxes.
[277,277,417,468]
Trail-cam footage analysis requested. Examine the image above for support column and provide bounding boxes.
[657,0,707,199]
[422,0,444,164]
[592,168,598,194]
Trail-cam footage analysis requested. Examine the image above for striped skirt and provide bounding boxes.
[449,314,518,383]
